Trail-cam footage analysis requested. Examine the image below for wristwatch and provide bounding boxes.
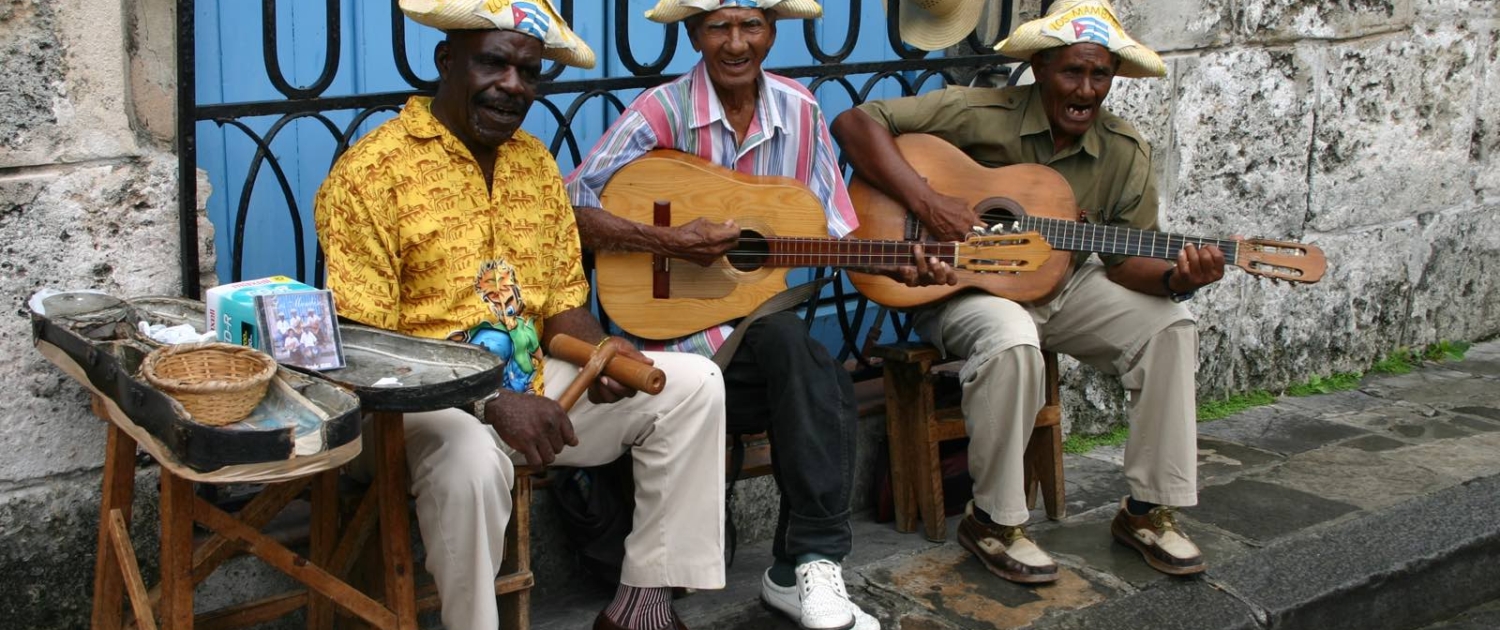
[1161,267,1196,302]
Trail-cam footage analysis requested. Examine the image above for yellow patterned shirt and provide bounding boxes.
[315,96,589,396]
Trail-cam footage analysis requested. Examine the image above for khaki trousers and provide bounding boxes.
[356,351,726,630]
[914,263,1200,526]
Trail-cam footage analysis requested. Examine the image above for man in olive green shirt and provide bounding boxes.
[832,0,1224,581]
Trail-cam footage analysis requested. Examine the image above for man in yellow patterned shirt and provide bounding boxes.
[315,2,726,628]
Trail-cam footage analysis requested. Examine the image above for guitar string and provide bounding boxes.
[722,234,1249,265]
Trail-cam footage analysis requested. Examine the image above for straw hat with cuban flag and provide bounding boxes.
[995,0,1166,79]
[643,0,824,24]
[398,0,597,69]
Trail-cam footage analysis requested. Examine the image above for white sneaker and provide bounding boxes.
[761,560,863,630]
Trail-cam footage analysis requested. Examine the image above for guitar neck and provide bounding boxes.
[1017,217,1241,264]
[744,237,956,269]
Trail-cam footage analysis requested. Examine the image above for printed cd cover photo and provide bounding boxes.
[254,289,346,371]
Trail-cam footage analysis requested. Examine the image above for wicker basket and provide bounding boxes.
[140,342,278,426]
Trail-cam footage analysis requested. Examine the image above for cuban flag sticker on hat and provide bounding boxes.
[1039,6,1125,48]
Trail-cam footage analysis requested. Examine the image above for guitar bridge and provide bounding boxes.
[653,200,671,299]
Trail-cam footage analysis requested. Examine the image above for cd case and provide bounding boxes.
[254,289,346,371]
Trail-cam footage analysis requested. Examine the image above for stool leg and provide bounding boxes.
[159,471,194,630]
[308,470,340,630]
[372,412,419,630]
[108,509,158,630]
[1024,421,1066,520]
[498,473,532,629]
[1038,422,1065,519]
[882,363,925,535]
[916,434,946,543]
[92,422,136,630]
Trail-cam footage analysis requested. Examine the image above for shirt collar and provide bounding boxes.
[686,61,788,137]
[399,95,500,163]
[1018,83,1104,160]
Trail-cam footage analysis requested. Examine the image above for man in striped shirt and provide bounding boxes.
[566,3,952,629]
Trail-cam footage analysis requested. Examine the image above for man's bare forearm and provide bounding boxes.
[574,205,675,255]
[831,108,942,224]
[541,306,608,350]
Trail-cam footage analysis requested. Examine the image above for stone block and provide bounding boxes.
[0,153,181,482]
[1475,28,1500,199]
[126,0,178,147]
[1167,47,1314,242]
[1200,222,1422,379]
[1381,431,1500,479]
[1112,0,1233,52]
[1193,478,1360,541]
[1250,443,1459,509]
[0,0,140,168]
[1058,360,1128,437]
[867,545,1117,629]
[1415,0,1500,18]
[0,470,161,630]
[1308,25,1482,232]
[1236,0,1414,42]
[1198,404,1369,455]
[1103,59,1175,194]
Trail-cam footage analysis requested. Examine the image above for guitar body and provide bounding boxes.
[848,133,1079,308]
[595,151,831,340]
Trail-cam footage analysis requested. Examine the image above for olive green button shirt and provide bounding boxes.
[856,83,1158,268]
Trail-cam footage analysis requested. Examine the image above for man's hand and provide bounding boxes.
[876,243,960,287]
[588,337,654,404]
[669,218,740,266]
[916,191,982,243]
[1169,243,1227,292]
[485,391,577,467]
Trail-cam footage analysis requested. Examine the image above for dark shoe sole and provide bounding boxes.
[1111,516,1207,576]
[958,527,1060,584]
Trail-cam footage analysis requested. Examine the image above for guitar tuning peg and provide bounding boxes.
[972,225,990,235]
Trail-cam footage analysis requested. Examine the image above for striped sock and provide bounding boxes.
[603,584,673,629]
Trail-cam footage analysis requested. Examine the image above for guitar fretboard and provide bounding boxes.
[731,237,957,269]
[1017,217,1240,264]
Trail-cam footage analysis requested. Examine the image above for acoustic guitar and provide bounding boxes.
[594,150,1052,340]
[846,134,1327,308]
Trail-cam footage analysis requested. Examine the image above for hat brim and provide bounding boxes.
[401,3,597,69]
[645,1,823,24]
[996,35,1164,78]
[896,1,986,52]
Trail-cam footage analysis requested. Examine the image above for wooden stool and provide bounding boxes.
[351,413,535,629]
[872,343,1065,542]
[87,399,533,630]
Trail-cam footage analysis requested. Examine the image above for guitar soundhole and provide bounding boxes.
[976,196,1024,233]
[728,229,769,272]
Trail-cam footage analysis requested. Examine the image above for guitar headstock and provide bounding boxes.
[1235,239,1327,283]
[954,232,1053,273]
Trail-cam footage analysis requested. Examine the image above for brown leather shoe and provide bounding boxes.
[1111,498,1207,576]
[956,502,1059,584]
[592,610,689,630]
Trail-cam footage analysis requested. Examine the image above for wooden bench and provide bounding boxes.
[871,343,1066,542]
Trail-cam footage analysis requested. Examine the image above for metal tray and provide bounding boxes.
[30,292,362,472]
[131,296,504,413]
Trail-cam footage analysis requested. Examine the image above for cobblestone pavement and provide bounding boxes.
[532,340,1500,630]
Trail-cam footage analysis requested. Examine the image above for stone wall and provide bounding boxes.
[1,0,1498,627]
[0,0,200,627]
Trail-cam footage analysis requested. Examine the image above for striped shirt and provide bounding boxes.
[565,60,857,356]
